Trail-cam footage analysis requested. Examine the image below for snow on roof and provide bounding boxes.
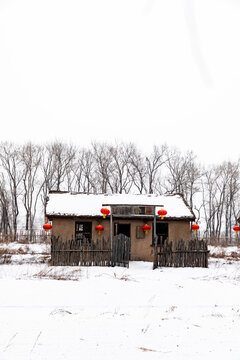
[46,192,195,219]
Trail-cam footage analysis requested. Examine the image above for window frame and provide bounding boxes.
[75,221,92,242]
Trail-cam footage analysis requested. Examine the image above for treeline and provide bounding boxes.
[0,141,239,241]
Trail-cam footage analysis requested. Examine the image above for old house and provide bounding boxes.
[46,191,195,262]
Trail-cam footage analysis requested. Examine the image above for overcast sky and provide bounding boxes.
[0,0,239,165]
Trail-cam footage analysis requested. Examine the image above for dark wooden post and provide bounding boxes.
[153,206,158,269]
[110,207,114,266]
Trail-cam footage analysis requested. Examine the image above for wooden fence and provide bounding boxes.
[0,230,50,243]
[112,234,130,267]
[51,234,130,267]
[153,239,209,269]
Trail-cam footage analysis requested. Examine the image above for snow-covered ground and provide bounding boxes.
[0,242,50,265]
[209,245,240,257]
[0,244,240,359]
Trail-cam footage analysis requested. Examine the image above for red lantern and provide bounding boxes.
[95,224,104,235]
[43,223,52,233]
[158,209,167,220]
[142,224,151,235]
[100,208,110,219]
[233,225,240,236]
[191,224,199,234]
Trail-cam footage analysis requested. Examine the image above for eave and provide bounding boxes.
[47,213,195,222]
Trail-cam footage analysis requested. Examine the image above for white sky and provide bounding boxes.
[0,0,240,165]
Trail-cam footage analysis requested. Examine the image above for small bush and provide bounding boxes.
[210,251,226,259]
[0,248,8,255]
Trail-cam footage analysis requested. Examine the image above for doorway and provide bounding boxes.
[153,222,168,245]
[114,223,131,237]
[114,223,131,260]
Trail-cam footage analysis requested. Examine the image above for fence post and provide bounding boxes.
[153,236,158,269]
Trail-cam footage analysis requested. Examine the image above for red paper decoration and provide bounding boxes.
[158,209,167,220]
[191,224,199,234]
[100,208,110,219]
[142,224,151,235]
[95,224,104,235]
[233,225,240,236]
[43,223,52,233]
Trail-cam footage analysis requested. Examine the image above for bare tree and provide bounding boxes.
[165,149,201,210]
[91,142,113,193]
[0,177,11,235]
[221,161,240,241]
[0,142,23,240]
[184,153,202,210]
[21,143,43,239]
[201,167,219,240]
[71,148,87,193]
[40,144,56,219]
[50,141,76,191]
[146,145,168,194]
[200,161,240,242]
[81,149,97,194]
[107,143,134,194]
[165,148,187,194]
[128,144,147,194]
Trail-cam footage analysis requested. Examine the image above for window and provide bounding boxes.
[75,222,92,242]
[111,206,154,216]
[136,225,145,239]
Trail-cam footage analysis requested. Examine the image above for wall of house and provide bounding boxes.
[50,216,191,262]
[169,221,191,242]
[50,217,75,241]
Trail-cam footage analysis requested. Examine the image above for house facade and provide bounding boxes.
[46,192,195,262]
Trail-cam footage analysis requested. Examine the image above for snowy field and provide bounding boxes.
[0,244,240,359]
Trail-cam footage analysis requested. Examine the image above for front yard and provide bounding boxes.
[0,243,240,359]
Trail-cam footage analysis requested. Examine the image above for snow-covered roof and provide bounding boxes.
[46,192,195,220]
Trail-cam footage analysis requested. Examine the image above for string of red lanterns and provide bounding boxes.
[44,205,240,241]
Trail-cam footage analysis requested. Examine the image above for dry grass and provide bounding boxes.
[210,251,227,259]
[32,267,81,281]
[0,246,31,255]
[210,249,240,261]
[113,272,137,281]
[0,254,11,264]
[0,248,8,255]
[229,251,240,259]
[138,347,157,352]
[17,246,29,254]
[0,243,51,265]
